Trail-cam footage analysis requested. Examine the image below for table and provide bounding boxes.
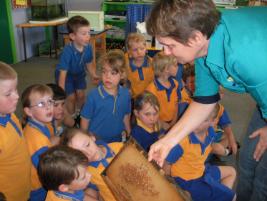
[62,30,107,66]
[17,18,68,62]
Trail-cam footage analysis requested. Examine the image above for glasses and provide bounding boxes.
[30,99,55,108]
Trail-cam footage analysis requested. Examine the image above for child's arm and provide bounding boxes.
[223,126,238,155]
[58,70,67,90]
[86,62,99,85]
[211,143,228,156]
[84,188,100,201]
[80,117,90,133]
[123,114,131,136]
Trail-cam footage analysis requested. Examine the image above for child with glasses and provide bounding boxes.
[0,62,31,201]
[21,84,58,201]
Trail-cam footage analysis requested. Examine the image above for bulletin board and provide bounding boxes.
[12,0,30,9]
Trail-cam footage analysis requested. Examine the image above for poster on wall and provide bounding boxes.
[12,0,30,9]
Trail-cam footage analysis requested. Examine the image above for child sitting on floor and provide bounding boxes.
[131,92,165,152]
[60,128,122,201]
[38,145,100,201]
[163,107,236,201]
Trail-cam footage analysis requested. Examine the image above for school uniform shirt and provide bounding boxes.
[81,84,131,142]
[45,190,84,201]
[166,127,216,180]
[146,77,178,122]
[194,7,267,118]
[214,104,231,130]
[125,53,154,98]
[56,42,93,77]
[23,119,53,201]
[131,119,165,152]
[0,114,31,201]
[88,141,123,201]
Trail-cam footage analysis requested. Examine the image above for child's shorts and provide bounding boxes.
[56,71,86,96]
[174,165,235,201]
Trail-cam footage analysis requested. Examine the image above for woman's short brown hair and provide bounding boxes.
[146,0,221,44]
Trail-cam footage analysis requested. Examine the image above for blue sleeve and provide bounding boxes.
[218,109,231,127]
[81,91,95,120]
[126,90,131,114]
[166,144,183,164]
[31,146,49,169]
[84,45,93,64]
[56,45,72,71]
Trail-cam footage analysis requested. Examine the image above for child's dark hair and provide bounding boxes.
[67,15,90,34]
[99,49,126,74]
[38,145,88,190]
[0,192,6,201]
[60,128,92,146]
[146,0,221,44]
[134,92,160,112]
[47,83,66,101]
[182,64,195,82]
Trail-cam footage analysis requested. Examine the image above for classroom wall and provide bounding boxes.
[12,0,102,62]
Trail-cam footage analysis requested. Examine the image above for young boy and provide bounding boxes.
[0,62,31,201]
[60,128,123,201]
[47,83,76,135]
[55,15,98,119]
[146,52,179,130]
[22,84,57,201]
[80,49,131,143]
[125,32,154,98]
[38,145,99,201]
[163,107,236,201]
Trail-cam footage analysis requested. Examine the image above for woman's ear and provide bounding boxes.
[24,107,32,118]
[187,31,206,47]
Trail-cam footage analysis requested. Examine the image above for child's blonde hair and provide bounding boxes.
[99,49,126,74]
[21,84,53,108]
[126,32,146,50]
[0,62,17,81]
[153,52,177,77]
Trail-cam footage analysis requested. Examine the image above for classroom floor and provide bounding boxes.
[11,56,256,188]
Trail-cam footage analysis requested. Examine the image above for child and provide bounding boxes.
[125,32,154,98]
[131,92,165,152]
[38,145,99,201]
[60,128,123,201]
[47,83,76,135]
[0,62,31,201]
[163,107,236,201]
[22,84,57,201]
[55,15,98,119]
[80,49,131,143]
[146,52,179,130]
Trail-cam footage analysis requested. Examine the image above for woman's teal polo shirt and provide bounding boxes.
[194,6,267,118]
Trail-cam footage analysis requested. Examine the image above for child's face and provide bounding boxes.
[25,93,54,123]
[135,102,159,129]
[53,100,65,121]
[67,165,91,191]
[185,76,195,93]
[128,42,146,61]
[167,64,178,77]
[101,64,121,91]
[157,36,203,64]
[70,26,90,47]
[69,132,99,162]
[194,117,213,134]
[0,79,19,115]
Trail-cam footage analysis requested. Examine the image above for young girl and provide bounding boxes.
[60,128,123,201]
[131,92,165,152]
[21,84,58,201]
[47,83,76,136]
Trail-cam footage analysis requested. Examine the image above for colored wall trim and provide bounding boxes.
[0,0,17,63]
